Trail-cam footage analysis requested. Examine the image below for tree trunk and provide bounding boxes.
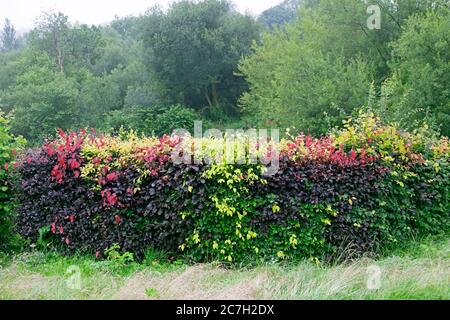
[211,83,219,107]
[204,90,213,108]
[57,46,64,73]
[54,35,64,73]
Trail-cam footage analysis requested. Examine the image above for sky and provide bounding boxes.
[0,0,283,33]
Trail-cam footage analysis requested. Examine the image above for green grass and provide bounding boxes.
[0,238,448,300]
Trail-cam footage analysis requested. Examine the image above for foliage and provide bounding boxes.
[28,12,104,73]
[379,7,450,136]
[145,288,160,298]
[240,0,447,135]
[259,0,302,28]
[239,26,371,134]
[104,243,135,272]
[1,1,448,143]
[0,238,449,299]
[15,112,449,263]
[16,130,190,257]
[152,105,199,136]
[0,2,262,142]
[1,18,18,52]
[106,104,199,136]
[142,0,261,113]
[0,113,25,251]
[331,112,449,248]
[0,51,80,141]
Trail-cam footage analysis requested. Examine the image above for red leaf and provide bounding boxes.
[106,172,118,182]
[68,158,80,170]
[57,128,66,139]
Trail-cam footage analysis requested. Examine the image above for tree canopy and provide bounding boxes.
[259,0,302,28]
[239,0,449,135]
[0,0,448,143]
[141,0,261,116]
[1,19,18,52]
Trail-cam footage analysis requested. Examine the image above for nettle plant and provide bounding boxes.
[15,112,449,263]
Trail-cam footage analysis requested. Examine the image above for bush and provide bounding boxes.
[0,113,25,252]
[152,105,199,137]
[105,104,199,136]
[15,112,449,263]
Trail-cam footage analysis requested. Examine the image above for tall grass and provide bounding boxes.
[0,238,448,300]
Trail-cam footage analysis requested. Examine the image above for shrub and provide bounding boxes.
[15,112,449,263]
[152,105,198,137]
[331,112,449,246]
[0,113,25,252]
[105,104,199,136]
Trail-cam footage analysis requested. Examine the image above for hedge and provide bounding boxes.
[0,113,25,252]
[15,112,449,262]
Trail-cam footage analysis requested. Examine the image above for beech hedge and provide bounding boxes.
[0,113,25,252]
[15,113,449,262]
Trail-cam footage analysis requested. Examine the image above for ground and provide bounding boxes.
[0,238,448,300]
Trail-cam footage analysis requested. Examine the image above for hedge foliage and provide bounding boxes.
[0,113,25,251]
[15,112,449,262]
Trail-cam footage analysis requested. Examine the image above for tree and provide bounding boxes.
[259,0,302,28]
[110,15,146,40]
[239,28,371,134]
[77,72,122,127]
[29,12,104,73]
[380,7,450,136]
[67,24,104,71]
[29,12,70,73]
[238,0,446,133]
[1,19,18,52]
[0,50,22,91]
[266,0,445,83]
[239,0,377,133]
[105,104,199,136]
[142,0,261,114]
[0,50,80,141]
[0,11,169,142]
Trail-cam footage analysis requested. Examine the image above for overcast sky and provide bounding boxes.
[0,0,283,32]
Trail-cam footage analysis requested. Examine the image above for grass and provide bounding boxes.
[0,237,448,300]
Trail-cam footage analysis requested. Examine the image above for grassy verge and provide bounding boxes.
[0,237,448,300]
